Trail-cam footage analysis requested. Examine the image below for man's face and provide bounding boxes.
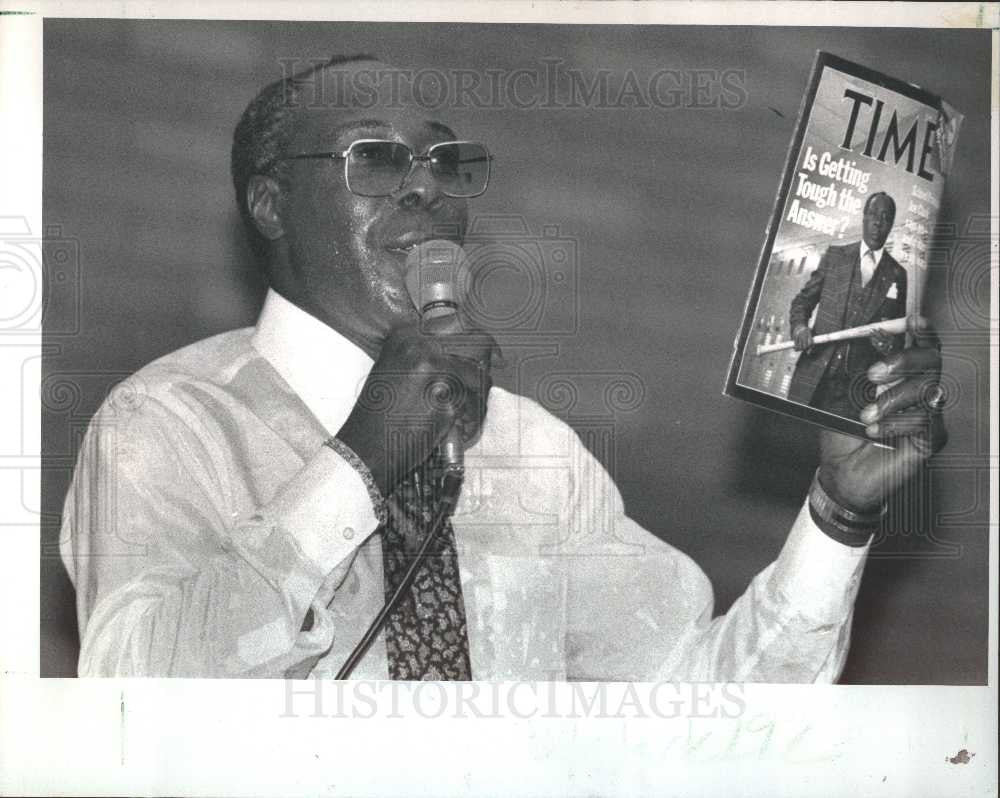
[862,194,894,251]
[271,60,469,352]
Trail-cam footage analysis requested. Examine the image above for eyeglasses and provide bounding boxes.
[276,139,493,198]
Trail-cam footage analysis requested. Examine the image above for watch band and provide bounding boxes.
[808,468,884,548]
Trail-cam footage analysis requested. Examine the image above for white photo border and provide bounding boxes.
[1,3,996,796]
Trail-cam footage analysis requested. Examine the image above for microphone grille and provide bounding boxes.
[403,240,469,317]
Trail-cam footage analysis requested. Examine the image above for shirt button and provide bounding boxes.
[343,527,355,540]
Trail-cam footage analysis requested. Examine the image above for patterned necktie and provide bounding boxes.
[381,460,472,680]
[861,249,877,287]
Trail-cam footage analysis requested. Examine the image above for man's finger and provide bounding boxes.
[871,329,892,347]
[441,338,498,369]
[860,375,944,423]
[882,412,948,465]
[456,387,489,441]
[449,355,491,393]
[907,315,941,350]
[426,357,490,409]
[431,322,497,365]
[867,344,941,385]
[864,409,933,439]
[425,370,470,416]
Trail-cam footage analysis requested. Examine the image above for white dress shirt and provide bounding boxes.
[60,289,869,681]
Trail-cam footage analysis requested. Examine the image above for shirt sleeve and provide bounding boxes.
[59,391,380,678]
[562,433,868,683]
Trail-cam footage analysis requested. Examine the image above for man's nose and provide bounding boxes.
[393,160,444,210]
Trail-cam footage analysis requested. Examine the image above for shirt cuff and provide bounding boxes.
[770,500,870,623]
[263,444,382,573]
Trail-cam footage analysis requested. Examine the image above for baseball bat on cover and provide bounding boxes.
[756,315,925,356]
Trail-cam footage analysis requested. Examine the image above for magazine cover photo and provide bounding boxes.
[727,53,962,438]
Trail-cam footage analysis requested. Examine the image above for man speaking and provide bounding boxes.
[59,56,946,681]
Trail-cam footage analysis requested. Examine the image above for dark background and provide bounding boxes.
[41,20,992,682]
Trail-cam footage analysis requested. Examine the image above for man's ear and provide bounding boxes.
[247,175,285,241]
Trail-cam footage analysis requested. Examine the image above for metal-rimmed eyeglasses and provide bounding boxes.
[276,139,493,198]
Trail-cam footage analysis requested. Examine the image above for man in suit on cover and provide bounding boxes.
[788,191,908,420]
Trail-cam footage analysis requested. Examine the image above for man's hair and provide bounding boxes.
[863,190,896,220]
[230,53,379,254]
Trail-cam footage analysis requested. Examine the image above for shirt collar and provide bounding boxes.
[250,288,374,436]
[860,241,884,266]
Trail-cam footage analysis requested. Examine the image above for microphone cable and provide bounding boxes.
[335,465,464,680]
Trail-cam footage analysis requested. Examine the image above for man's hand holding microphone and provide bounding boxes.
[336,241,497,499]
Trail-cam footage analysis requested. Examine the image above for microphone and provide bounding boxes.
[403,239,471,475]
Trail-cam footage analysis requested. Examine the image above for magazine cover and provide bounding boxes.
[725,51,963,437]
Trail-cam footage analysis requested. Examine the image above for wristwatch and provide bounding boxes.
[808,468,885,547]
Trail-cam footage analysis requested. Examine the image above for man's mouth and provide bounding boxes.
[384,231,437,256]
